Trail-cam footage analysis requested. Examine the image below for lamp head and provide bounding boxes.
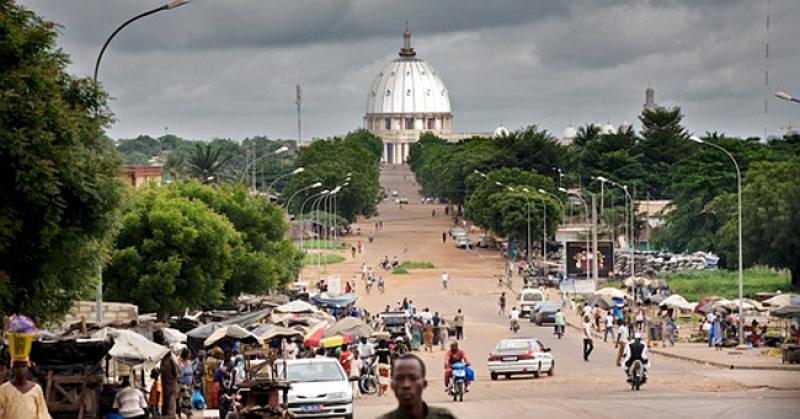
[311,182,323,188]
[292,167,305,175]
[558,187,567,193]
[596,176,608,182]
[775,91,793,101]
[507,186,515,192]
[495,181,503,187]
[274,146,289,154]
[166,0,191,9]
[537,188,546,194]
[522,187,530,193]
[689,135,704,144]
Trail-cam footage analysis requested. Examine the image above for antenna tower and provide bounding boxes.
[296,85,302,147]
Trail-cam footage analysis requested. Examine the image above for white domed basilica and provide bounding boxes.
[364,24,475,164]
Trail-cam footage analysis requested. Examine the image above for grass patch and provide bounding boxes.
[392,267,409,275]
[397,260,435,270]
[302,253,344,265]
[662,267,796,301]
[300,240,348,250]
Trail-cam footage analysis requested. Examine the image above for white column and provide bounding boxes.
[401,143,407,163]
[394,143,400,164]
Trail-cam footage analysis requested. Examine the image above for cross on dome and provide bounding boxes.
[399,21,416,57]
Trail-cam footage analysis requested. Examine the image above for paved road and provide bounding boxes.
[303,165,800,419]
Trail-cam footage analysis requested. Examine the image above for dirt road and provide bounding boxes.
[301,165,800,419]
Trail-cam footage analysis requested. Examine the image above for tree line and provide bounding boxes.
[409,109,800,286]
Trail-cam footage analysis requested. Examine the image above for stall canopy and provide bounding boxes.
[594,288,626,299]
[659,294,693,311]
[251,324,303,341]
[94,328,170,366]
[585,294,615,310]
[310,293,358,308]
[764,294,800,308]
[203,325,261,348]
[274,300,318,314]
[303,321,331,347]
[323,317,374,339]
[771,305,800,318]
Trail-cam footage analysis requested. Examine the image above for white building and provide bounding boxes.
[364,24,477,164]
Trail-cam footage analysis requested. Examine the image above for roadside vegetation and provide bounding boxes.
[662,268,796,301]
[303,253,345,265]
[393,260,435,275]
[300,240,348,250]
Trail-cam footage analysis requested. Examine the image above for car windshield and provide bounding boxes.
[523,293,542,301]
[277,362,345,383]
[495,339,532,352]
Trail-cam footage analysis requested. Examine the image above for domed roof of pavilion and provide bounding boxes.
[365,23,451,115]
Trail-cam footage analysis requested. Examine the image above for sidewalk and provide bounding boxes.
[548,289,800,371]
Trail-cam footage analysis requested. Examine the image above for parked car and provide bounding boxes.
[450,227,466,238]
[398,197,409,204]
[477,235,495,248]
[391,189,399,197]
[275,358,354,418]
[455,236,471,249]
[487,337,554,380]
[518,289,546,317]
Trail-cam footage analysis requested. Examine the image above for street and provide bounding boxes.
[303,165,800,419]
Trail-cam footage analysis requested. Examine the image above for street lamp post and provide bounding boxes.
[775,91,800,103]
[498,182,532,264]
[596,176,635,278]
[561,188,591,281]
[690,135,744,346]
[539,189,566,278]
[299,190,329,252]
[238,145,289,185]
[266,167,304,202]
[92,0,191,323]
[286,182,322,216]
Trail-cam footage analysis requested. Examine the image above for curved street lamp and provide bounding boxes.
[299,189,329,252]
[539,188,566,277]
[239,145,289,184]
[775,91,800,103]
[690,135,743,345]
[265,167,304,201]
[286,181,322,215]
[91,0,191,323]
[560,187,591,280]
[595,176,635,279]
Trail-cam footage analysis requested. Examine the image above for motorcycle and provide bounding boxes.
[510,319,520,333]
[448,362,467,402]
[554,324,564,339]
[220,388,243,419]
[627,360,646,391]
[359,361,379,395]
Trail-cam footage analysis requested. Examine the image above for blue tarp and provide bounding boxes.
[310,293,358,308]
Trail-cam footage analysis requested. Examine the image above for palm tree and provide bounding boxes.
[186,143,233,181]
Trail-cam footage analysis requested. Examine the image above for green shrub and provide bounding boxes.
[302,253,344,265]
[662,268,795,301]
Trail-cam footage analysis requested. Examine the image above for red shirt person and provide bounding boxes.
[338,345,354,376]
[443,342,469,389]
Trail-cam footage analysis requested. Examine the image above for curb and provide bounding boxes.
[565,321,800,371]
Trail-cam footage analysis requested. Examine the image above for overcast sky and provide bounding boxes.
[18,0,800,141]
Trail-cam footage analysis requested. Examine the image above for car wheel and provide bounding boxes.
[548,361,555,376]
[344,415,354,419]
[490,372,498,381]
[532,362,541,378]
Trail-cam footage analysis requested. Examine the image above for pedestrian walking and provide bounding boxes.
[603,311,615,342]
[498,292,507,316]
[582,315,594,361]
[439,320,449,350]
[423,321,434,352]
[453,309,464,340]
[432,312,441,346]
[441,271,449,289]
[442,231,447,243]
[615,321,629,367]
[635,305,646,331]
[351,246,357,258]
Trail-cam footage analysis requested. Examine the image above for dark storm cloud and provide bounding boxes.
[14,0,800,141]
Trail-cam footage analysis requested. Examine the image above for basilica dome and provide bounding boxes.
[365,26,451,115]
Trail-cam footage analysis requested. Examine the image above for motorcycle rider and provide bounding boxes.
[553,309,566,338]
[622,332,651,383]
[443,342,470,392]
[509,306,520,332]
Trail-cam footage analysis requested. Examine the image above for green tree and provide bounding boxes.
[636,107,692,197]
[186,142,234,181]
[124,151,150,165]
[172,181,302,294]
[104,186,242,320]
[344,129,383,161]
[712,160,800,286]
[0,1,125,324]
[116,135,160,157]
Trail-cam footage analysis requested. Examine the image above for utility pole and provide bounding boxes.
[591,193,599,281]
[296,85,303,147]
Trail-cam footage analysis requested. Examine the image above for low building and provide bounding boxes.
[123,165,161,188]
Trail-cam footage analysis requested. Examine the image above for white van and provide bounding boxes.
[519,288,546,317]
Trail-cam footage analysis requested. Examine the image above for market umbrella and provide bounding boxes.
[659,294,693,311]
[303,321,330,348]
[771,305,800,318]
[274,300,319,314]
[763,294,800,308]
[695,296,723,315]
[251,324,303,341]
[203,325,262,348]
[323,317,374,339]
[723,298,765,313]
[95,328,170,366]
[586,294,615,310]
[319,335,356,349]
[594,287,626,299]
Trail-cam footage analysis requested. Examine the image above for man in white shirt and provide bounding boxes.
[582,304,593,318]
[582,315,594,361]
[603,311,615,342]
[509,307,520,332]
[615,322,630,366]
[442,271,449,289]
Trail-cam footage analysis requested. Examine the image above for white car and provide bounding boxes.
[487,337,554,380]
[455,236,471,248]
[518,288,545,317]
[276,358,354,419]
